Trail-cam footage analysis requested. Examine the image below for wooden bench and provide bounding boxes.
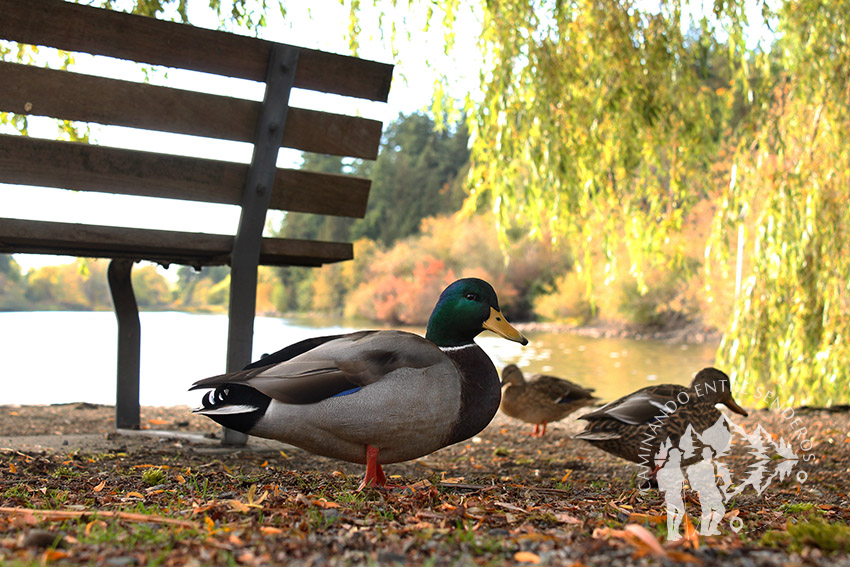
[0,0,392,441]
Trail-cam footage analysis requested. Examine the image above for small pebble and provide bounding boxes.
[106,556,138,567]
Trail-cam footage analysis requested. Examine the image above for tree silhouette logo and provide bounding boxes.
[654,412,810,540]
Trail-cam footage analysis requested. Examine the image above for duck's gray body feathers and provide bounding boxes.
[191,331,499,464]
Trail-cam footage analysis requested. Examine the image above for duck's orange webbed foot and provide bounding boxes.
[528,423,548,437]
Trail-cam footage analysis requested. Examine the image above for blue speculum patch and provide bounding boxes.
[332,387,363,398]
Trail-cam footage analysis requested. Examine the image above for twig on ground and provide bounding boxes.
[0,507,198,529]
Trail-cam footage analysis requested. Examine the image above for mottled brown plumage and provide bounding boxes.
[499,364,597,437]
[574,367,748,464]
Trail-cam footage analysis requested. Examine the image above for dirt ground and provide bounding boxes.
[1,402,849,566]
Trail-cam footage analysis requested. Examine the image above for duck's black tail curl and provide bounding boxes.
[194,384,272,434]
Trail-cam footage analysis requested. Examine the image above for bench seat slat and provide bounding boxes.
[0,63,383,160]
[0,135,370,218]
[0,0,393,102]
[0,218,353,268]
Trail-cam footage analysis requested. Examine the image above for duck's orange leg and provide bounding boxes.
[358,445,387,490]
[530,422,548,437]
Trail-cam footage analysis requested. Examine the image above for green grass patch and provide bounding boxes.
[779,502,819,515]
[761,516,850,553]
[142,467,168,486]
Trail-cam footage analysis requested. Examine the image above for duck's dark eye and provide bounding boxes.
[465,292,478,301]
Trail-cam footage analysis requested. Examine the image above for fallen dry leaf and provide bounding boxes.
[514,551,541,564]
[682,513,699,548]
[260,526,284,535]
[628,512,665,524]
[227,500,252,513]
[41,548,70,562]
[494,501,525,513]
[84,520,106,536]
[593,524,666,557]
[624,523,666,556]
[555,513,582,525]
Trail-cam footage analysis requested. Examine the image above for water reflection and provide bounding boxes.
[477,329,719,403]
[0,312,719,407]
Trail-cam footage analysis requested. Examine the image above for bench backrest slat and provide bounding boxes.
[0,218,352,268]
[0,135,371,218]
[0,62,383,160]
[0,0,393,102]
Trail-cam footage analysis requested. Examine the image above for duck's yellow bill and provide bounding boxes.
[483,307,528,345]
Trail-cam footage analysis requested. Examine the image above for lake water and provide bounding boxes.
[0,311,719,407]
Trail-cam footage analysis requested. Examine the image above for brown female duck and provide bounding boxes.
[500,364,597,437]
[574,367,748,464]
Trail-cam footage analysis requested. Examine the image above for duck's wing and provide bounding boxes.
[527,375,596,404]
[579,384,685,426]
[244,334,347,370]
[190,330,446,405]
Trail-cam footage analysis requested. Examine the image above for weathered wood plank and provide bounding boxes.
[0,135,371,218]
[0,63,384,160]
[0,218,354,268]
[0,0,392,102]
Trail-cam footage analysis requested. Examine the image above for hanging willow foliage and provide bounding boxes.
[463,1,732,284]
[409,0,849,405]
[393,0,849,405]
[707,0,850,406]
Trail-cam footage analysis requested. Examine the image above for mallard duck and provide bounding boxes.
[499,364,597,437]
[574,367,748,466]
[190,278,528,489]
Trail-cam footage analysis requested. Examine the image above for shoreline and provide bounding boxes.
[516,319,722,345]
[1,308,722,345]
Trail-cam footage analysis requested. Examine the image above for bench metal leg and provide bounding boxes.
[223,44,300,448]
[108,259,141,430]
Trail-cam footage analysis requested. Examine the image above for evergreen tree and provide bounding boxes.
[351,112,469,245]
[0,254,29,310]
[279,153,357,242]
[0,255,22,283]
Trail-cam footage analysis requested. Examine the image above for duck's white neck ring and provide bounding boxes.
[440,344,476,353]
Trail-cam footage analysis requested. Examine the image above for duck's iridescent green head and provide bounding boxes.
[691,367,748,417]
[426,278,528,348]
